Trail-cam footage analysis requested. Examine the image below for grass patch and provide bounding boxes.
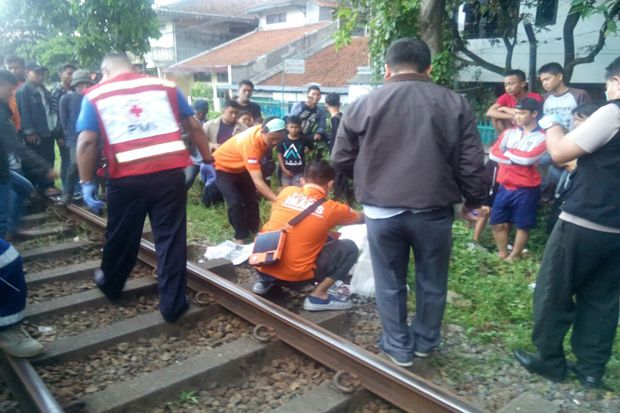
[184,182,619,392]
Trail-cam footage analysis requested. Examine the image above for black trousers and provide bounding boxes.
[215,170,259,240]
[25,135,55,189]
[532,219,620,378]
[99,168,188,320]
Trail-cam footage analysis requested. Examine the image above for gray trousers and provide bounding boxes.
[366,208,453,360]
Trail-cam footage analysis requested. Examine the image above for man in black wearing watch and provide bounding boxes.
[514,57,620,389]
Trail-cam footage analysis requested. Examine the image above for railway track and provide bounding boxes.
[0,201,487,413]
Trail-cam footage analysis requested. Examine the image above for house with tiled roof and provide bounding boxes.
[146,0,268,69]
[253,36,369,95]
[166,1,339,78]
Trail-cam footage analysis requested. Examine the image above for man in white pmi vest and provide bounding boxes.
[76,53,213,323]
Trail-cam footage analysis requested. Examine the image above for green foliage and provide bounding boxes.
[0,0,160,69]
[189,82,214,101]
[336,0,422,80]
[178,390,199,405]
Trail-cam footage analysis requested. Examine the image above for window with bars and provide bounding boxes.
[266,13,287,24]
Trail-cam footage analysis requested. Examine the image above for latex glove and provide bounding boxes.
[538,114,563,131]
[81,181,104,214]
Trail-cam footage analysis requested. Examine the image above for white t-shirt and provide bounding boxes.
[543,88,590,130]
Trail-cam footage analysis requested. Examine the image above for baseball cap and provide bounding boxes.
[263,118,286,133]
[25,62,47,72]
[0,69,17,85]
[71,69,95,87]
[193,99,209,112]
[515,97,541,113]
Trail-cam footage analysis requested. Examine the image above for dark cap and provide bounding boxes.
[25,62,46,72]
[515,97,541,113]
[193,99,209,112]
[0,69,17,85]
[71,69,94,87]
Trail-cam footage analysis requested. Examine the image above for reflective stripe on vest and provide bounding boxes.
[86,74,190,178]
[116,140,187,163]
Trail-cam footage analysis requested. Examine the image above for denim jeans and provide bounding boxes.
[0,171,34,237]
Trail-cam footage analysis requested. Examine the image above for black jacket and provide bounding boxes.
[331,73,487,209]
[16,81,53,137]
[0,103,9,181]
[0,101,52,181]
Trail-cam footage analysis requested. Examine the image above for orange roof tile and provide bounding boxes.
[169,23,329,72]
[259,37,368,88]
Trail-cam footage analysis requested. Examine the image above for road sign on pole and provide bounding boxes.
[284,59,305,74]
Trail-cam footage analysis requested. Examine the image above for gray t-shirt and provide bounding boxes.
[543,88,591,130]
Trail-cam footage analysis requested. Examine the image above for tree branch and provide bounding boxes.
[564,2,620,82]
[448,12,506,75]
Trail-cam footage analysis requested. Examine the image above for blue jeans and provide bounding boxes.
[0,171,34,237]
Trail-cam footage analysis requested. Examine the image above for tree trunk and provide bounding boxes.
[420,0,445,55]
[523,22,537,91]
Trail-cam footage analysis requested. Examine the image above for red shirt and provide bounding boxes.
[496,92,543,108]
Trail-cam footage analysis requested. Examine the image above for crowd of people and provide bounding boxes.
[0,39,618,392]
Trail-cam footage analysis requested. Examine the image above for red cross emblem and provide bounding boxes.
[130,104,143,118]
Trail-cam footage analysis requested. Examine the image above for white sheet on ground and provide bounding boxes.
[339,224,375,297]
[204,241,254,266]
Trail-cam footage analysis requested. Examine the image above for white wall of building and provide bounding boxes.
[457,0,620,84]
[260,7,306,29]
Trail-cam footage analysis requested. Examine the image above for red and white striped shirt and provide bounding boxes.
[489,126,547,190]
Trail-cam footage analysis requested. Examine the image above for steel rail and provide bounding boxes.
[0,352,64,413]
[67,204,487,413]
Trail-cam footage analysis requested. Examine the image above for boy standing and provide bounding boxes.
[58,70,94,204]
[539,63,590,131]
[325,93,342,152]
[538,63,591,198]
[277,116,312,187]
[489,98,547,261]
[486,70,542,133]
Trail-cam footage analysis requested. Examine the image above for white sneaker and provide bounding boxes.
[0,325,44,358]
[251,280,273,295]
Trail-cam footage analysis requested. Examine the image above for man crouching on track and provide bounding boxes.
[0,238,44,357]
[75,53,214,323]
[251,160,364,311]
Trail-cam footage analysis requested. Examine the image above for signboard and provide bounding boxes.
[284,59,305,74]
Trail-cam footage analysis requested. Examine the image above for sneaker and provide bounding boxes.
[303,294,353,311]
[380,349,413,367]
[414,350,430,358]
[0,325,44,358]
[252,280,273,295]
[327,281,352,299]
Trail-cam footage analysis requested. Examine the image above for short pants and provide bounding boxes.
[490,185,540,229]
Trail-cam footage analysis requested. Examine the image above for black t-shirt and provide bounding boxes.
[277,136,313,174]
[239,101,262,122]
[328,112,342,152]
[217,120,236,145]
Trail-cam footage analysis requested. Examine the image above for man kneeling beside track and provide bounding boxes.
[252,160,364,311]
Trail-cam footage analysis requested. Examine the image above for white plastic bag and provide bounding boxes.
[339,224,375,297]
[204,240,254,265]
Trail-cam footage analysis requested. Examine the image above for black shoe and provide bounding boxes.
[94,269,121,302]
[568,363,603,389]
[162,300,190,323]
[514,350,566,382]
